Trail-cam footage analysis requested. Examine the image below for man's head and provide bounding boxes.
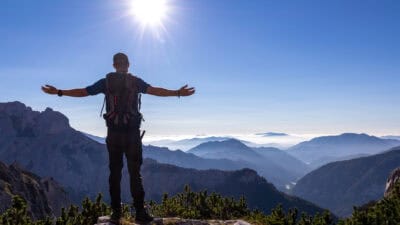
[113,52,130,73]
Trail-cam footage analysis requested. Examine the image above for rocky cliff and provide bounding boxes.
[0,160,69,219]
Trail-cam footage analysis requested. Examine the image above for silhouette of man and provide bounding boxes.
[42,52,195,224]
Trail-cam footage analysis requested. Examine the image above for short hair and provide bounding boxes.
[113,52,129,65]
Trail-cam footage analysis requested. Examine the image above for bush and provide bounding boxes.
[339,182,400,225]
[55,193,112,225]
[148,185,249,220]
[4,183,400,225]
[0,195,52,225]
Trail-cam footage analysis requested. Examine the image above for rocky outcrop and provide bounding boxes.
[0,161,70,219]
[0,101,70,137]
[40,177,71,217]
[0,101,109,202]
[384,167,400,197]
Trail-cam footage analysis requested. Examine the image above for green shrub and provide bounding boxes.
[148,185,249,220]
[3,183,400,225]
[55,193,112,225]
[0,195,52,225]
[339,182,400,225]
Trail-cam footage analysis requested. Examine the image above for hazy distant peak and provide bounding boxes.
[224,138,247,143]
[187,138,263,163]
[256,132,289,137]
[288,132,400,167]
[381,135,400,141]
[254,146,282,151]
[190,136,229,141]
[339,133,371,137]
[308,133,381,143]
[292,133,398,149]
[200,138,250,148]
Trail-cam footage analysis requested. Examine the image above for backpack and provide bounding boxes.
[101,72,143,130]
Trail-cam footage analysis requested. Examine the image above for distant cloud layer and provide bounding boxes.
[256,132,289,137]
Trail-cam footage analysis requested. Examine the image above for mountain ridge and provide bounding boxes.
[0,101,325,216]
[287,133,400,166]
[187,138,310,190]
[292,146,400,216]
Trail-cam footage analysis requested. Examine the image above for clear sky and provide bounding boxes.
[1,0,399,138]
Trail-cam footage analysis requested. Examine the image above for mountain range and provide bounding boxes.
[81,134,245,172]
[0,101,325,216]
[138,158,325,215]
[188,139,310,190]
[287,133,400,167]
[4,100,400,219]
[84,133,261,150]
[77,117,312,190]
[143,145,243,171]
[292,146,400,217]
[144,136,232,151]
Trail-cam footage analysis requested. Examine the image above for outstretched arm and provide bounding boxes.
[41,85,89,97]
[147,85,195,97]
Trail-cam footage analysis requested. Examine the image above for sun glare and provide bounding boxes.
[130,0,168,27]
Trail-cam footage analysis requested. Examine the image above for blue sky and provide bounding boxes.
[1,0,399,138]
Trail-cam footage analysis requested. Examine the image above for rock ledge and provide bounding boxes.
[95,216,252,225]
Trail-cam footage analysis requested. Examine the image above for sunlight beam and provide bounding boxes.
[130,0,168,27]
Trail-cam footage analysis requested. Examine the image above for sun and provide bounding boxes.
[130,0,168,27]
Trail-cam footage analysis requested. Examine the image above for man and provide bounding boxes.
[41,52,195,224]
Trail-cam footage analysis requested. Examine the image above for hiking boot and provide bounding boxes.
[109,210,121,225]
[135,209,153,223]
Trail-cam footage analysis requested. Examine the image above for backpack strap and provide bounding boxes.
[104,73,119,123]
[126,74,139,115]
[99,96,106,117]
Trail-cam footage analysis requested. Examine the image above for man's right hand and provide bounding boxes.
[41,84,58,95]
[147,85,196,97]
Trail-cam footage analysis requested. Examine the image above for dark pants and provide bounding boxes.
[106,128,145,212]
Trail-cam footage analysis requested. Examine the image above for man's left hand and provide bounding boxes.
[179,85,195,96]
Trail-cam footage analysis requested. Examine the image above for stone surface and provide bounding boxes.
[384,167,400,197]
[95,216,252,225]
